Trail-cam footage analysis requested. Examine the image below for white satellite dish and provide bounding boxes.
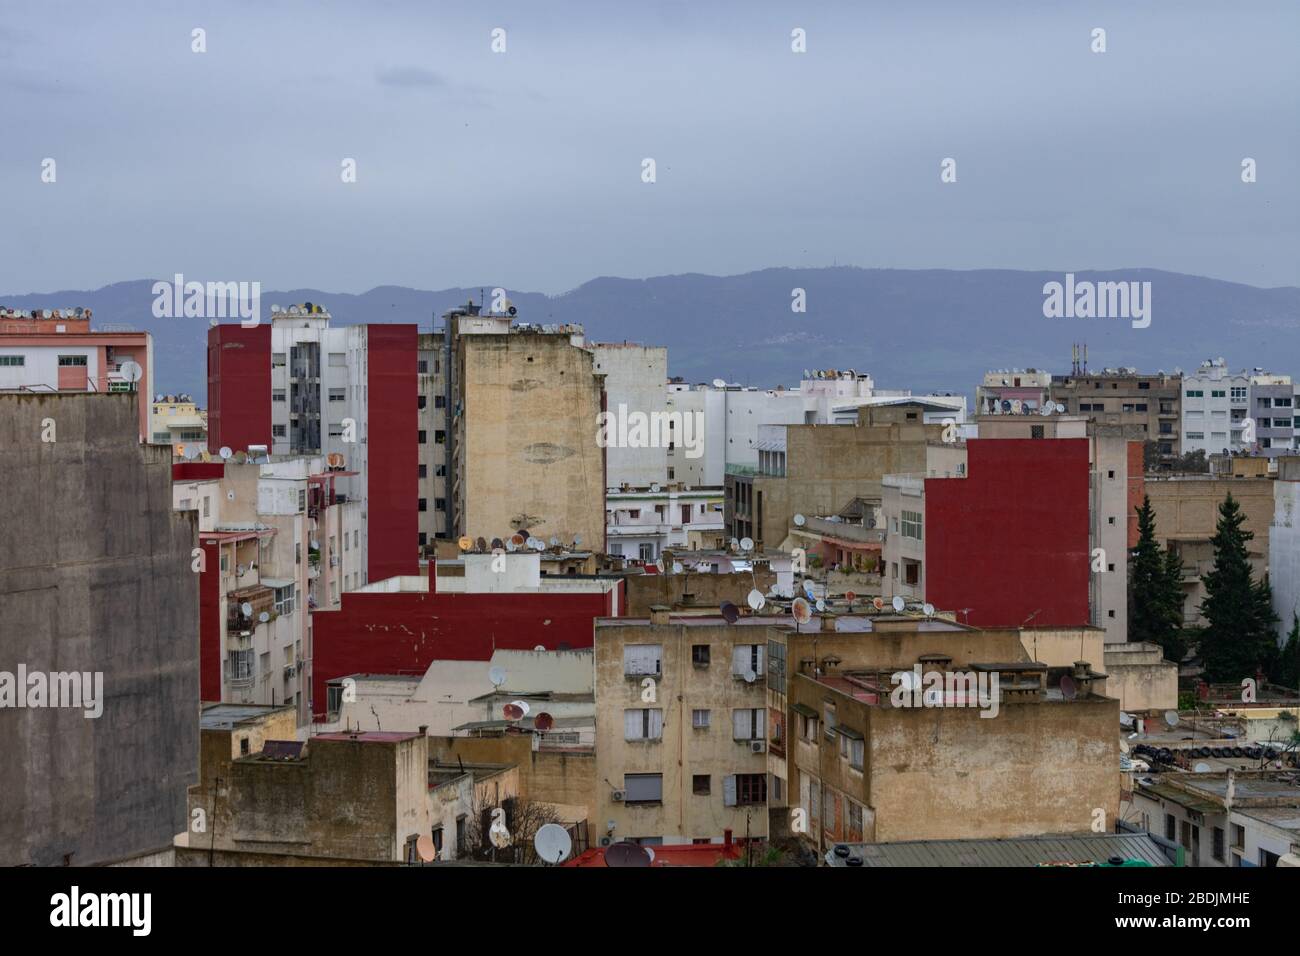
[1055,403,1065,413]
[240,602,253,617]
[793,513,806,527]
[1039,403,1053,417]
[258,611,270,623]
[488,666,507,687]
[510,699,531,716]
[815,599,826,612]
[739,536,754,552]
[743,669,757,683]
[650,483,660,493]
[1163,710,1179,728]
[119,360,142,383]
[922,603,935,618]
[891,595,906,613]
[218,446,232,460]
[672,562,683,574]
[533,823,573,864]
[712,378,726,389]
[1193,762,1212,774]
[1119,739,1130,754]
[270,304,282,314]
[184,445,199,461]
[746,589,765,611]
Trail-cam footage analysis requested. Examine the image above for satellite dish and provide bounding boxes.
[729,538,740,551]
[712,378,726,388]
[119,360,142,383]
[815,599,826,612]
[743,669,757,683]
[1163,710,1180,728]
[649,483,660,493]
[1119,739,1130,754]
[872,597,884,610]
[458,536,473,551]
[233,451,248,464]
[891,596,906,613]
[1001,400,1012,412]
[240,602,253,617]
[1055,403,1065,413]
[488,666,507,687]
[534,712,555,732]
[845,590,857,605]
[491,537,504,550]
[270,304,282,314]
[739,536,754,552]
[1059,674,1078,700]
[258,611,270,623]
[922,602,935,618]
[803,580,816,599]
[604,842,652,868]
[533,644,545,652]
[416,833,436,862]
[1039,403,1053,417]
[184,445,199,461]
[528,537,545,552]
[1011,399,1022,414]
[747,589,766,611]
[549,535,560,547]
[533,823,572,864]
[511,699,531,716]
[573,534,583,548]
[218,446,232,460]
[503,702,525,720]
[720,601,740,624]
[672,561,683,574]
[793,513,806,527]
[791,598,812,625]
[475,536,489,552]
[1193,762,1212,774]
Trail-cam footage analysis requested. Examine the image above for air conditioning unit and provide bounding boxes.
[750,740,767,754]
[611,790,627,802]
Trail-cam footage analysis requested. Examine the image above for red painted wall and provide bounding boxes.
[365,325,419,583]
[207,324,271,453]
[173,461,225,482]
[1126,440,1145,549]
[924,439,1090,628]
[310,585,619,719]
[198,539,222,702]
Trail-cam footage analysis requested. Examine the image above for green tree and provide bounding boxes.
[1129,495,1185,660]
[1275,614,1300,690]
[1198,493,1280,682]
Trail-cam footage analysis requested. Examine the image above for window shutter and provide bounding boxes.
[649,709,663,738]
[731,646,749,676]
[755,645,765,675]
[624,709,642,740]
[723,775,737,807]
[732,709,749,740]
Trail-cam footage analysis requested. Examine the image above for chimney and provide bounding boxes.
[649,604,670,625]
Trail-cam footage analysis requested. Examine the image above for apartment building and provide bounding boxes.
[781,614,1118,849]
[173,455,364,725]
[1250,372,1296,459]
[0,306,155,442]
[726,401,947,550]
[417,331,451,547]
[1050,368,1181,464]
[593,609,772,846]
[1,393,198,866]
[975,367,1053,417]
[592,343,669,489]
[207,306,419,584]
[606,484,725,563]
[1181,359,1252,456]
[1271,457,1300,642]
[151,393,207,452]
[449,305,605,554]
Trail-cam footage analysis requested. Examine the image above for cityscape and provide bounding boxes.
[0,0,1296,936]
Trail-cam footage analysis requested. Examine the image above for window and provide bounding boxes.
[418,498,427,512]
[417,359,428,373]
[800,713,819,741]
[328,424,344,438]
[849,737,864,770]
[1212,826,1225,862]
[623,773,662,804]
[692,775,711,795]
[767,641,786,694]
[418,430,427,444]
[901,510,922,540]
[691,645,710,666]
[847,800,863,841]
[435,430,446,444]
[1186,390,1203,398]
[274,584,296,616]
[272,388,286,402]
[623,644,662,676]
[823,703,837,739]
[1186,431,1204,440]
[431,827,444,859]
[418,464,427,479]
[1232,824,1244,849]
[417,395,427,409]
[624,708,664,741]
[328,387,346,402]
[327,352,346,367]
[732,708,764,740]
[58,355,88,366]
[1231,387,1247,401]
[271,352,286,367]
[1165,814,1176,841]
[692,708,710,729]
[730,644,765,678]
[272,424,287,438]
[434,395,445,408]
[638,542,654,561]
[326,682,344,717]
[725,773,766,807]
[1276,397,1294,408]
[230,649,254,681]
[1030,425,1044,439]
[0,355,25,366]
[1211,390,1225,399]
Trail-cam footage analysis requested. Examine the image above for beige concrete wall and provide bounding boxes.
[623,570,774,617]
[456,332,606,550]
[1007,626,1107,670]
[1103,643,1178,712]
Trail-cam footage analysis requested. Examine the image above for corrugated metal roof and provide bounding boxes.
[826,833,1173,867]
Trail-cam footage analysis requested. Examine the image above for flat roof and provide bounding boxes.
[825,833,1172,867]
[313,731,424,743]
[200,703,293,730]
[595,613,966,632]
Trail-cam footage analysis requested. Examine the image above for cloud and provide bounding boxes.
[376,67,447,89]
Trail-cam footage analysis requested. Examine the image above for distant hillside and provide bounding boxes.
[4,268,1297,402]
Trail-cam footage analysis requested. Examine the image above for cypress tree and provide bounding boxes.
[1199,493,1279,682]
[1129,495,1184,659]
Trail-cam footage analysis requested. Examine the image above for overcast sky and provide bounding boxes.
[2,0,1297,294]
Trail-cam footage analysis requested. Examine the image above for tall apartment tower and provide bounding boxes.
[445,302,606,555]
[207,306,419,584]
[417,331,452,548]
[1249,372,1296,459]
[1050,368,1182,466]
